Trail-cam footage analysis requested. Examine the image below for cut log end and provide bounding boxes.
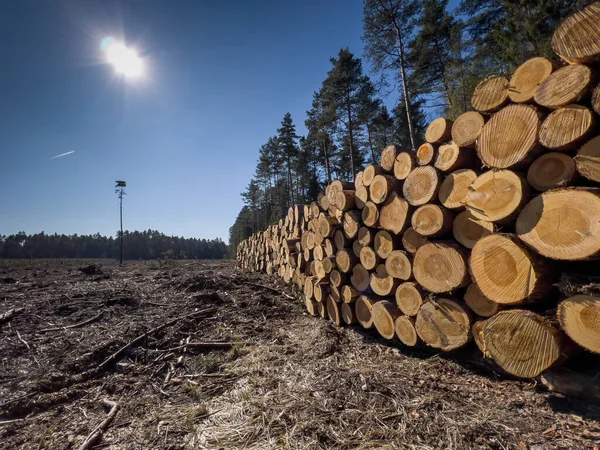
[403,166,440,207]
[451,111,485,148]
[379,191,411,235]
[395,281,423,316]
[464,283,500,318]
[326,295,342,326]
[372,300,402,340]
[574,135,600,183]
[381,145,404,172]
[509,57,555,103]
[552,3,600,64]
[394,315,418,346]
[557,295,600,354]
[539,105,594,151]
[341,302,357,325]
[471,75,509,113]
[425,118,453,144]
[452,210,494,249]
[415,298,472,351]
[416,143,436,166]
[413,242,470,293]
[394,151,415,180]
[527,152,577,191]
[534,64,594,110]
[351,264,371,292]
[356,295,375,329]
[401,227,427,254]
[411,204,454,238]
[362,201,380,227]
[385,250,412,281]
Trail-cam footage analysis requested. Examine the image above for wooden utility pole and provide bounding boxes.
[115,181,126,264]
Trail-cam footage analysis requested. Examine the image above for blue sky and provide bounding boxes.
[0,0,458,242]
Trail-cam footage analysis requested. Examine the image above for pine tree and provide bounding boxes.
[277,112,300,206]
[363,0,421,149]
[392,95,427,147]
[306,88,338,184]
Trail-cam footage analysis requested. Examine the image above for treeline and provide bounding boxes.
[0,231,228,260]
[228,0,593,250]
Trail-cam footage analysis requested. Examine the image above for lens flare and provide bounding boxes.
[101,37,143,78]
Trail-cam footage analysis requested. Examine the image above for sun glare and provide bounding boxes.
[101,37,144,79]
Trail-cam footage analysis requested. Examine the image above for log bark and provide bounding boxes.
[557,294,600,354]
[394,151,416,181]
[403,166,440,207]
[401,227,427,254]
[363,164,386,186]
[356,295,376,329]
[534,64,596,109]
[438,169,478,210]
[394,315,419,347]
[351,264,371,292]
[539,105,595,151]
[369,174,399,204]
[379,191,411,235]
[471,75,509,113]
[395,282,424,316]
[482,310,569,378]
[341,302,357,325]
[470,234,555,305]
[413,242,470,293]
[552,3,600,64]
[416,143,436,166]
[464,283,501,318]
[516,188,600,260]
[574,135,600,183]
[380,145,404,172]
[509,57,555,103]
[415,298,472,351]
[451,111,486,148]
[372,300,402,340]
[359,246,380,271]
[465,170,530,224]
[374,230,402,259]
[425,117,453,144]
[477,104,542,169]
[370,264,400,297]
[452,210,495,249]
[361,201,380,227]
[594,82,600,115]
[326,295,342,326]
[411,204,454,238]
[527,152,578,191]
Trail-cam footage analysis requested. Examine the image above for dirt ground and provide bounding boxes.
[0,259,599,450]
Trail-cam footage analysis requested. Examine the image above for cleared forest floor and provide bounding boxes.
[0,259,599,449]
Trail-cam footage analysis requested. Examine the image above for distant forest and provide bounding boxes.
[0,231,228,260]
[229,0,593,250]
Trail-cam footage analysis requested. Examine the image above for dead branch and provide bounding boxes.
[77,399,119,450]
[39,311,104,333]
[0,419,25,426]
[16,330,30,350]
[162,341,237,352]
[0,308,24,325]
[95,307,216,372]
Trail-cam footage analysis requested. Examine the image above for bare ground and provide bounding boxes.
[0,259,599,449]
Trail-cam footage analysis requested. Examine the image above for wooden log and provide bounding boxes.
[318,192,329,212]
[369,174,399,204]
[379,191,411,235]
[314,282,330,303]
[395,281,424,316]
[508,57,555,103]
[372,300,402,339]
[318,213,337,238]
[552,2,600,64]
[557,294,600,354]
[434,142,476,173]
[329,269,346,289]
[333,228,349,251]
[316,301,328,319]
[335,190,357,211]
[415,298,472,351]
[438,169,478,210]
[355,170,365,189]
[341,285,360,304]
[482,310,569,378]
[394,315,419,346]
[356,295,376,329]
[451,111,485,148]
[470,234,555,305]
[477,104,542,169]
[341,302,357,325]
[464,283,501,318]
[403,166,440,206]
[363,164,386,186]
[471,75,509,113]
[373,230,401,259]
[304,276,315,300]
[370,264,400,297]
[357,226,375,247]
[411,204,454,238]
[361,201,380,227]
[416,142,436,166]
[380,145,404,172]
[516,188,600,260]
[305,297,318,316]
[352,239,363,258]
[326,295,342,326]
[360,246,380,271]
[323,238,336,258]
[425,117,453,144]
[413,242,470,293]
[385,250,412,281]
[594,82,600,115]
[574,135,600,182]
[342,210,361,240]
[465,170,529,224]
[351,263,371,292]
[355,185,369,209]
[335,248,358,274]
[539,105,595,151]
[393,151,416,181]
[311,202,321,218]
[452,210,495,249]
[401,227,427,254]
[330,284,341,302]
[313,245,324,262]
[527,152,578,191]
[471,320,487,354]
[534,64,596,109]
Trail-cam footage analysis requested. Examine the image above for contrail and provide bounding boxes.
[51,151,75,159]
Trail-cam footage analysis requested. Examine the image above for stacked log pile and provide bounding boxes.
[237,4,600,380]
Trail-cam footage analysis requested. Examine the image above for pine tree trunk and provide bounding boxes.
[393,21,416,150]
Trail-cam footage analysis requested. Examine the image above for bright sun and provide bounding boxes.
[101,37,144,79]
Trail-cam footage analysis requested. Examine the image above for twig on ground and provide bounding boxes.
[0,392,37,410]
[77,399,119,450]
[0,419,26,426]
[95,307,217,372]
[39,312,104,333]
[245,282,294,299]
[0,308,24,325]
[16,330,31,350]
[162,342,237,352]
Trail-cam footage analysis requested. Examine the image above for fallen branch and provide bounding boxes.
[0,418,26,426]
[0,308,24,325]
[163,341,237,352]
[39,311,104,333]
[77,399,119,450]
[95,307,216,372]
[16,330,30,350]
[245,282,294,300]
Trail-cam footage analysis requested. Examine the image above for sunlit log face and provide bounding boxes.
[101,36,143,79]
